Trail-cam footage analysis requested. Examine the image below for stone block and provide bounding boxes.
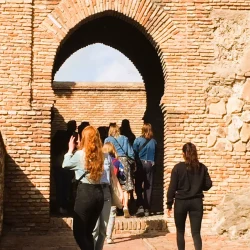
[226,97,244,114]
[211,188,250,239]
[241,111,250,122]
[234,141,246,152]
[207,134,217,147]
[247,141,250,151]
[216,127,227,137]
[240,50,250,73]
[214,138,233,151]
[240,123,250,142]
[209,100,226,115]
[231,115,243,129]
[226,124,240,143]
[241,79,250,102]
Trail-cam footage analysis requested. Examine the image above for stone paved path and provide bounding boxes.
[0,232,249,250]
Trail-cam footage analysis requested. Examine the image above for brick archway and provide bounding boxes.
[34,0,181,216]
[39,0,179,78]
[35,0,180,104]
[50,12,167,214]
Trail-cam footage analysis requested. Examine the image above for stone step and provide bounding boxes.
[49,214,215,235]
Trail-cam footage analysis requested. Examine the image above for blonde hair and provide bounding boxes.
[141,123,153,139]
[102,142,118,158]
[78,126,104,182]
[108,123,120,138]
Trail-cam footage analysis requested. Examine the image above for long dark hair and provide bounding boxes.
[182,142,199,170]
[120,119,135,145]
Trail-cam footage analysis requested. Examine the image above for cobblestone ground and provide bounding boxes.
[0,232,249,250]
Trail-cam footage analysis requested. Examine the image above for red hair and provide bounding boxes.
[79,126,104,182]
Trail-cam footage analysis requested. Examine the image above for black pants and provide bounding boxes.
[135,160,154,209]
[174,198,203,250]
[73,183,104,250]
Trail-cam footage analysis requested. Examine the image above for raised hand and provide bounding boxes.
[68,136,75,154]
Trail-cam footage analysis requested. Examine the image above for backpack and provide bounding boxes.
[111,157,126,185]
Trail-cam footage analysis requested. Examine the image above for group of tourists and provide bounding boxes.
[51,120,157,249]
[51,119,212,250]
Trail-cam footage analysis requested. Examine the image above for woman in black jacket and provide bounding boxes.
[167,142,212,250]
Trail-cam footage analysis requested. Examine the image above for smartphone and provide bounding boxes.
[72,132,78,144]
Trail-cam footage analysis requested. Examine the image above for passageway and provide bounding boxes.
[51,12,165,215]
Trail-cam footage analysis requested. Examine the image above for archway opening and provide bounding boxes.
[51,13,165,216]
[54,43,143,82]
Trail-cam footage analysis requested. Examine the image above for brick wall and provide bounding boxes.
[0,0,249,232]
[52,82,147,136]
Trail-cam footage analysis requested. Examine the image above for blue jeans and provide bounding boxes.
[106,206,116,239]
[93,185,111,250]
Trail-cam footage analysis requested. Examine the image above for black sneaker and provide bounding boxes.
[135,206,145,217]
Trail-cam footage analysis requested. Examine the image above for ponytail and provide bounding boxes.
[182,142,199,170]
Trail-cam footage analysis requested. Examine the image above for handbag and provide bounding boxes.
[110,165,123,209]
[113,137,135,165]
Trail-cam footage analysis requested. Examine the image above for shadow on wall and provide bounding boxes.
[2,153,72,234]
[1,110,72,235]
[50,107,78,216]
[52,82,77,100]
[0,132,6,236]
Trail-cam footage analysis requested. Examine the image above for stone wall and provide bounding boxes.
[0,0,250,232]
[211,187,250,239]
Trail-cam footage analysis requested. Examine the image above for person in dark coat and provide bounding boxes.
[167,142,212,250]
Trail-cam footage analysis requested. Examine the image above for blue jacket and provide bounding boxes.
[104,135,134,159]
[133,137,157,162]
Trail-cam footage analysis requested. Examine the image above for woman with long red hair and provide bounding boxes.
[62,126,104,250]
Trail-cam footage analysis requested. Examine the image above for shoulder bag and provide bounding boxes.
[110,162,123,209]
[113,137,135,165]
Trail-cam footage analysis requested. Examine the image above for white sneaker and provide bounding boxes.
[123,207,130,218]
[106,238,114,244]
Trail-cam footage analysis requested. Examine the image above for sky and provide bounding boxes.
[54,43,143,82]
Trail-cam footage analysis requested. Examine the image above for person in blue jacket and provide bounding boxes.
[104,123,134,218]
[133,123,157,217]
